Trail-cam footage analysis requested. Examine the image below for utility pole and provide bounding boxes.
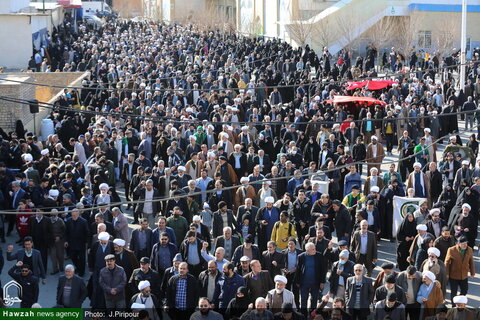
[460,0,467,91]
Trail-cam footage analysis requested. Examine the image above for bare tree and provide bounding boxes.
[286,3,318,48]
[433,13,458,59]
[335,12,361,53]
[313,17,332,51]
[365,16,395,54]
[392,14,422,62]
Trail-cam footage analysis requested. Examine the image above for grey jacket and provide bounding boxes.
[345,276,374,310]
[113,213,130,243]
[7,249,45,279]
[99,265,127,301]
[396,270,422,303]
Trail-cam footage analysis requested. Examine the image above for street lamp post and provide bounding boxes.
[460,0,467,91]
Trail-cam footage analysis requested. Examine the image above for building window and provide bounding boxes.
[418,31,432,48]
[467,37,471,52]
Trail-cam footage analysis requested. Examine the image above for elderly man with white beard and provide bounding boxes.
[266,275,296,312]
[420,247,447,296]
[130,280,161,320]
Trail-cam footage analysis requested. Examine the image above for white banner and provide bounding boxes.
[393,196,427,237]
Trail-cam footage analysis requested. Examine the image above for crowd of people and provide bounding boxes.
[2,16,480,320]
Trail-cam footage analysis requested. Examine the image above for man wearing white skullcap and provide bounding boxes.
[417,270,443,318]
[445,235,475,301]
[406,160,429,200]
[407,224,432,266]
[364,166,383,195]
[447,295,476,319]
[453,160,473,193]
[266,274,296,309]
[256,195,280,252]
[425,208,444,238]
[113,236,139,280]
[366,134,385,173]
[456,203,476,248]
[420,247,447,296]
[131,280,161,320]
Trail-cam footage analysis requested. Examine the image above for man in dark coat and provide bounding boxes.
[243,259,274,303]
[99,254,127,308]
[255,197,280,252]
[150,231,178,277]
[350,220,377,277]
[113,238,139,283]
[295,242,326,314]
[198,260,222,302]
[129,218,153,259]
[128,257,162,298]
[56,264,87,307]
[179,231,207,277]
[166,262,199,320]
[28,209,52,272]
[332,200,352,243]
[8,262,39,308]
[6,237,46,281]
[261,241,285,281]
[373,274,407,305]
[215,227,241,261]
[231,234,261,269]
[345,264,374,319]
[65,209,90,276]
[212,201,239,239]
[328,249,355,298]
[425,162,443,204]
[88,231,114,308]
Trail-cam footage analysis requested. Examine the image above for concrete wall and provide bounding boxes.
[0,76,36,134]
[0,72,89,136]
[0,15,32,69]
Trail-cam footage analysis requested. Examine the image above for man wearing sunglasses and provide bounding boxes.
[190,297,223,320]
[345,264,374,320]
[7,261,39,308]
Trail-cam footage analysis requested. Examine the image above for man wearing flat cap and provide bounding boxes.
[373,262,398,291]
[445,236,475,301]
[99,254,127,308]
[446,295,476,320]
[128,257,161,298]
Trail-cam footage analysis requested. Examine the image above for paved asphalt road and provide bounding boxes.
[2,119,480,310]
